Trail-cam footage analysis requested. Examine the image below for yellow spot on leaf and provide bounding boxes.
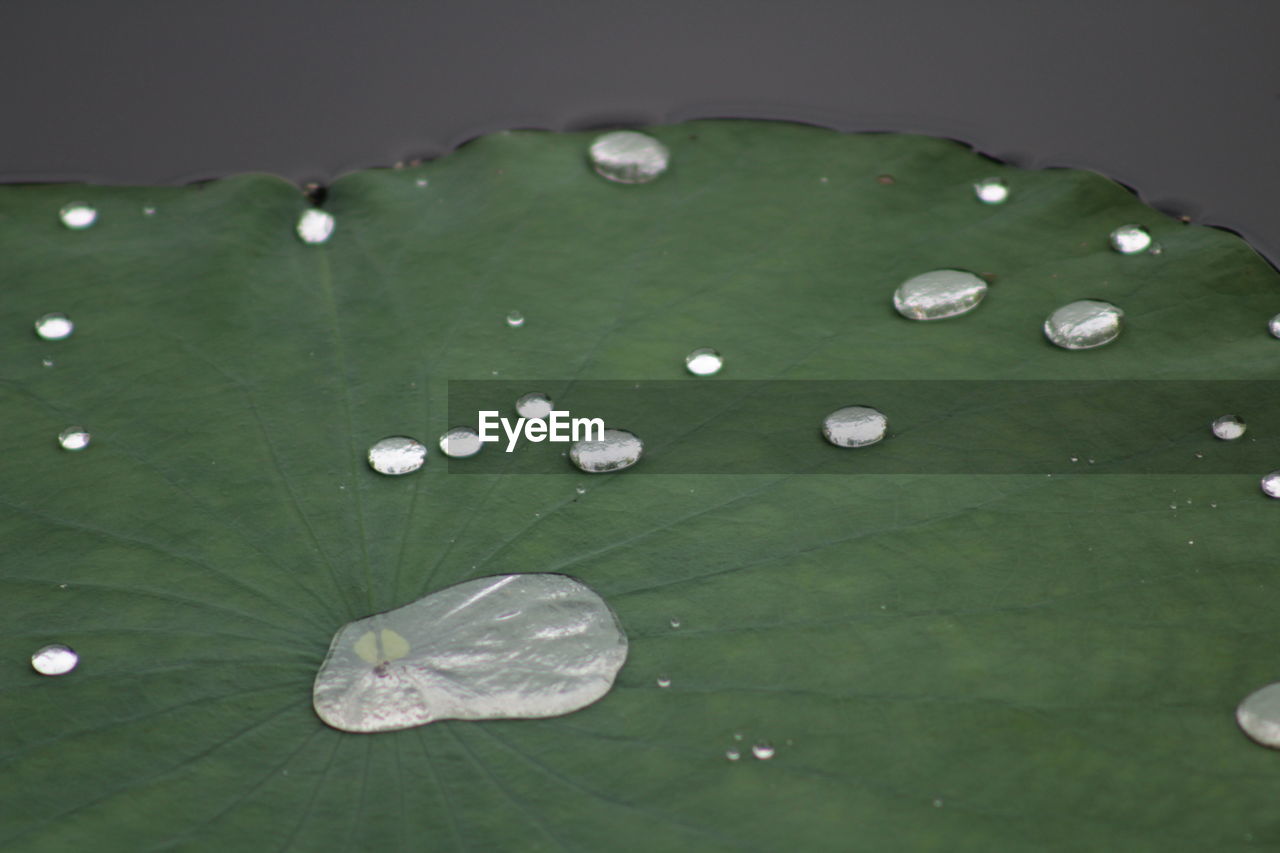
[380,628,410,661]
[353,628,411,665]
[354,631,379,665]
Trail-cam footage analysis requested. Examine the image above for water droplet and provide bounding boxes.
[296,209,335,244]
[1148,242,1164,256]
[1212,415,1247,440]
[751,741,775,760]
[41,358,55,368]
[893,270,988,321]
[1109,224,1152,254]
[725,748,741,761]
[58,427,91,451]
[588,131,670,184]
[59,203,97,230]
[569,429,643,473]
[822,406,888,448]
[575,486,587,495]
[1237,682,1280,748]
[415,178,428,188]
[313,573,627,732]
[31,643,78,676]
[656,675,671,688]
[505,310,525,328]
[1070,456,1079,463]
[1262,470,1280,499]
[439,427,482,459]
[932,798,944,808]
[142,205,157,216]
[876,174,895,185]
[685,347,724,376]
[1043,300,1124,350]
[733,732,744,741]
[516,392,553,420]
[669,617,681,629]
[367,436,426,475]
[973,177,1009,204]
[1269,314,1280,339]
[34,313,74,341]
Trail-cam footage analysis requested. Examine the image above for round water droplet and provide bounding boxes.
[34,313,74,341]
[656,675,671,688]
[313,573,627,732]
[1043,300,1124,350]
[1262,470,1280,499]
[725,748,741,761]
[31,643,78,676]
[932,798,944,808]
[58,427,91,451]
[588,131,670,184]
[973,177,1009,204]
[367,436,426,475]
[669,617,681,629]
[1269,314,1280,339]
[516,392,553,420]
[893,270,988,321]
[822,406,887,448]
[685,347,724,376]
[1237,683,1280,748]
[439,427,482,459]
[1109,224,1152,255]
[752,741,775,760]
[505,310,525,328]
[59,203,97,230]
[569,429,643,473]
[296,209,335,244]
[1212,415,1247,441]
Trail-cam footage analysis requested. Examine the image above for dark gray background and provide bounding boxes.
[3,1,1278,262]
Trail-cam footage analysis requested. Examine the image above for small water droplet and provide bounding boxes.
[932,798,944,808]
[1188,539,1195,545]
[142,205,156,216]
[1148,242,1163,255]
[575,486,587,495]
[588,131,670,184]
[893,269,988,321]
[669,617,681,629]
[1262,470,1280,499]
[822,406,888,448]
[58,427,91,451]
[685,347,724,376]
[31,643,78,676]
[41,358,55,368]
[505,310,525,328]
[656,675,671,688]
[296,209,335,244]
[367,436,426,475]
[1070,456,1079,463]
[751,741,775,760]
[876,174,895,185]
[973,177,1009,204]
[515,392,553,420]
[1237,682,1280,748]
[1269,314,1280,339]
[439,427,482,459]
[1212,415,1247,441]
[34,313,74,341]
[59,203,97,230]
[415,178,428,188]
[1043,300,1124,350]
[725,748,741,761]
[1109,224,1152,254]
[569,429,643,473]
[733,732,744,741]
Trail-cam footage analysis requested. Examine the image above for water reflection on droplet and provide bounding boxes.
[296,209,335,244]
[42,358,55,368]
[367,436,426,475]
[1262,470,1280,499]
[669,617,681,629]
[973,177,1009,204]
[59,203,97,230]
[312,573,628,732]
[1043,300,1124,350]
[569,429,643,473]
[516,392,553,420]
[725,748,741,761]
[822,406,888,448]
[575,486,587,495]
[439,427,482,459]
[1109,225,1152,255]
[656,675,671,688]
[1237,682,1280,747]
[1212,415,1247,441]
[34,313,74,341]
[506,310,525,328]
[752,741,775,760]
[31,643,78,676]
[685,348,724,376]
[893,270,988,321]
[588,131,670,184]
[1269,314,1280,339]
[58,427,91,451]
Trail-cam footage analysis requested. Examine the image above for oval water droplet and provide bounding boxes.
[1262,470,1280,499]
[574,485,587,495]
[1212,415,1247,441]
[656,675,671,688]
[822,406,888,448]
[313,573,628,732]
[296,209,335,244]
[725,748,741,761]
[31,643,78,676]
[1269,314,1280,339]
[142,205,157,216]
[569,428,643,473]
[505,310,525,328]
[439,427,482,459]
[1237,683,1280,748]
[59,203,97,230]
[34,313,74,341]
[41,358,55,368]
[892,270,988,321]
[588,131,670,184]
[516,392,553,420]
[684,347,724,376]
[1043,300,1124,350]
[752,741,775,760]
[973,177,1009,204]
[58,427,91,451]
[669,617,681,629]
[367,436,426,475]
[1109,224,1152,255]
